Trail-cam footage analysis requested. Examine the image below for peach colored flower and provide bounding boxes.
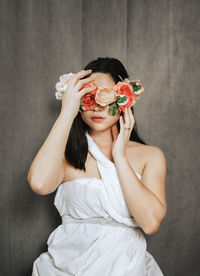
[80,82,99,111]
[95,86,116,106]
[113,82,137,112]
[55,72,144,116]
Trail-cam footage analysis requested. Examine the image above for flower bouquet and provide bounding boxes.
[55,73,144,116]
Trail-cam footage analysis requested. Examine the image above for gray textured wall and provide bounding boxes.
[0,0,199,275]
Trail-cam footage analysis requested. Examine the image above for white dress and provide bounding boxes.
[32,131,164,276]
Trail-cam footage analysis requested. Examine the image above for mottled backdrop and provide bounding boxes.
[0,0,199,275]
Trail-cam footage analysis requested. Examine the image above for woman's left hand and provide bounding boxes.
[111,107,135,160]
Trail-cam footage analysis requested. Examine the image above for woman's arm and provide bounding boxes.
[27,69,95,195]
[112,107,167,235]
[114,146,167,235]
[27,109,75,195]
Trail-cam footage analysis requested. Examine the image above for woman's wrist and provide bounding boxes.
[59,108,77,120]
[113,153,127,164]
[56,110,75,130]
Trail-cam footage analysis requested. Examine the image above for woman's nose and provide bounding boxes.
[93,105,104,111]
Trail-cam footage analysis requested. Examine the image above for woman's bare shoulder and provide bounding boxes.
[127,140,164,156]
[127,141,166,175]
[126,141,148,175]
[127,141,166,165]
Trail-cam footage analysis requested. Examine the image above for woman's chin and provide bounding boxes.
[88,123,107,131]
[88,122,119,133]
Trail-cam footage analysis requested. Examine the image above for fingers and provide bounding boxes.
[121,107,134,135]
[75,76,96,91]
[122,108,131,133]
[69,69,93,90]
[79,85,96,97]
[129,108,135,126]
[119,115,124,132]
[124,108,130,129]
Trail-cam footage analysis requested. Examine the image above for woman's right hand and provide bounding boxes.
[60,69,96,117]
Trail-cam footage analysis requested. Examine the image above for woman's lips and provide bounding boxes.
[91,116,105,122]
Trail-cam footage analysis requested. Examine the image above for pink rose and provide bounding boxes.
[81,82,99,111]
[95,86,116,106]
[113,82,137,112]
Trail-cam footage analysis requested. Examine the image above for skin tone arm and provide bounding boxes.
[111,107,167,235]
[27,69,96,195]
[27,109,74,195]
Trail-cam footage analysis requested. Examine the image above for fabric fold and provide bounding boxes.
[85,130,141,227]
[32,131,164,276]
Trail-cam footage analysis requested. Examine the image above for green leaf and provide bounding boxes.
[108,102,119,116]
[116,95,128,103]
[131,83,141,92]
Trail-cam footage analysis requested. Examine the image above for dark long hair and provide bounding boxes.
[65,57,146,171]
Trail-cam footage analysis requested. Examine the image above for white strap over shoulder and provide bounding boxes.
[85,130,140,228]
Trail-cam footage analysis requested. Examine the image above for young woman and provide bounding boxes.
[29,57,167,275]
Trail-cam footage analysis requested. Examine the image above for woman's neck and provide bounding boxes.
[88,128,114,148]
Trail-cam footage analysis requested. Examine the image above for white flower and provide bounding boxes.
[55,90,65,100]
[55,72,75,100]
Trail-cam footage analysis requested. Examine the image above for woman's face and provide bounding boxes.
[80,72,122,131]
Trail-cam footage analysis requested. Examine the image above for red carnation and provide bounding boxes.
[80,82,99,111]
[113,82,137,112]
